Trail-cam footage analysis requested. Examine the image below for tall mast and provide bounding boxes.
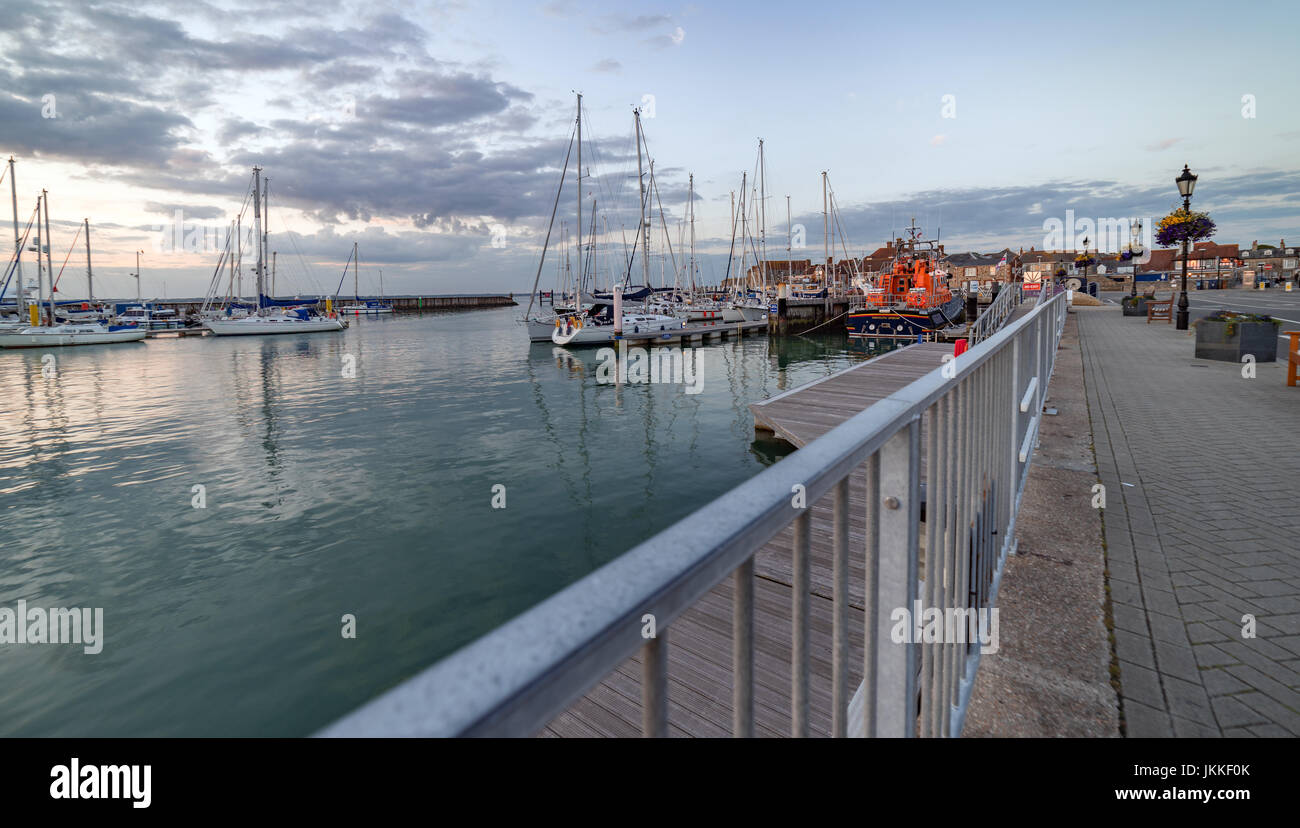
[822,171,829,294]
[84,218,93,301]
[688,173,695,294]
[271,251,276,297]
[353,241,359,300]
[42,190,54,324]
[635,108,649,289]
[739,171,748,288]
[228,220,236,299]
[759,140,768,289]
[33,195,42,324]
[236,214,242,300]
[575,93,582,302]
[252,166,263,310]
[727,189,736,293]
[262,175,270,297]
[8,157,23,313]
[135,250,141,302]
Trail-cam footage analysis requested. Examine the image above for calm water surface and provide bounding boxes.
[0,306,888,735]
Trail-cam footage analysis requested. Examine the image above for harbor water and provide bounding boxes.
[0,306,883,736]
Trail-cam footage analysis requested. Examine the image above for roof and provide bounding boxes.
[945,250,1014,267]
[1138,249,1178,272]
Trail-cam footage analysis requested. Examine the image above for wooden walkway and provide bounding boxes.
[543,341,951,737]
[751,342,950,446]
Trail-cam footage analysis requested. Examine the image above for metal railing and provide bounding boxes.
[321,291,1071,738]
[967,283,1022,345]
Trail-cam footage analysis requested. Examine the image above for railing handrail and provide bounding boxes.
[321,293,1069,738]
[968,282,1021,345]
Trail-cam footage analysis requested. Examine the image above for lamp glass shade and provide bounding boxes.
[1176,165,1197,198]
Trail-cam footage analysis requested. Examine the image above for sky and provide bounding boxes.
[1,0,1298,300]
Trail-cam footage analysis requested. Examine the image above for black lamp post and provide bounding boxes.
[1129,221,1143,298]
[1175,164,1197,330]
[1078,235,1090,285]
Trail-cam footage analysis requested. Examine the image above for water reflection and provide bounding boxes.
[0,311,879,736]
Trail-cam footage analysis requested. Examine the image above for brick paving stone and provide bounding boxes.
[1077,307,1300,737]
[1210,695,1269,728]
[1123,699,1174,737]
[1199,668,1251,696]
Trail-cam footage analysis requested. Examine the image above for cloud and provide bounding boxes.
[591,59,622,74]
[143,202,228,220]
[930,135,946,146]
[1146,137,1181,151]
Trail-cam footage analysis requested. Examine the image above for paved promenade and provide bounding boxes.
[1077,302,1300,737]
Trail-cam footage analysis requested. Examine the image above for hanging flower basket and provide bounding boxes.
[1155,206,1216,246]
[1054,268,1067,278]
[1074,254,1096,268]
[1119,249,1135,261]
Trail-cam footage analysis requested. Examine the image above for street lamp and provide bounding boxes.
[1128,221,1143,299]
[1175,164,1197,330]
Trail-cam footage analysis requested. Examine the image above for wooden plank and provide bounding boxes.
[546,339,945,738]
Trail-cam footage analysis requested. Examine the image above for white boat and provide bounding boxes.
[206,307,344,336]
[0,322,146,348]
[114,304,181,330]
[551,309,684,346]
[338,246,393,314]
[676,303,766,324]
[340,300,393,315]
[203,167,345,337]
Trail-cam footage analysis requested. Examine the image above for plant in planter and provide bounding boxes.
[1193,310,1280,362]
[1120,294,1151,316]
[1155,206,1216,247]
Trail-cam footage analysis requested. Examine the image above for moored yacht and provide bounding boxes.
[0,322,146,348]
[204,167,344,337]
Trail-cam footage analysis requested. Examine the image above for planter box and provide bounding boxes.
[1121,297,1151,317]
[1194,320,1279,362]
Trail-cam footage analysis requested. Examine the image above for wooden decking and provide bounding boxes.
[751,342,950,447]
[543,341,952,738]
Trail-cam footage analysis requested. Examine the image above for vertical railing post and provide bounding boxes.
[732,559,754,737]
[1008,333,1021,534]
[832,477,850,737]
[862,454,880,737]
[873,422,919,737]
[642,633,668,737]
[792,511,811,737]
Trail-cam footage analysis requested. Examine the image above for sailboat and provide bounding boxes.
[522,95,680,344]
[206,167,344,336]
[339,244,393,314]
[0,190,144,348]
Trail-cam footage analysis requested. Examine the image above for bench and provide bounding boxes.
[1147,296,1173,324]
[1286,331,1299,387]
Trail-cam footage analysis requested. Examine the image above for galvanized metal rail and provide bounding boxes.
[321,292,1070,738]
[967,284,1023,345]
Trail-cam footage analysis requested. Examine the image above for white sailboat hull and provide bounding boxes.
[0,325,147,348]
[205,317,345,336]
